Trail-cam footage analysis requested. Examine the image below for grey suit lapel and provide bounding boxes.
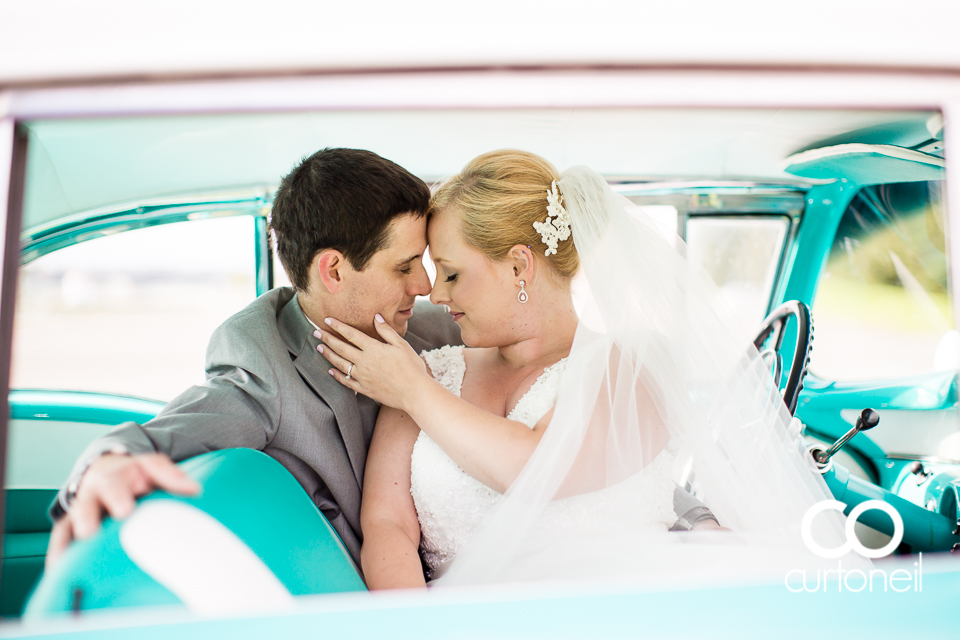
[278,295,368,487]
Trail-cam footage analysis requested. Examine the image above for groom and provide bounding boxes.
[47,148,717,569]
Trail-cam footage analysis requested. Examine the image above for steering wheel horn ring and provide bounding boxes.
[753,300,813,416]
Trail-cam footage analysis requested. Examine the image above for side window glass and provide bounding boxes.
[12,216,257,401]
[685,217,789,332]
[812,181,952,380]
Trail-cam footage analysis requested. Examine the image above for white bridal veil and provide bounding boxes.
[437,167,865,586]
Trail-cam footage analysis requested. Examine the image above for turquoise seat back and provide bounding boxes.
[25,448,366,616]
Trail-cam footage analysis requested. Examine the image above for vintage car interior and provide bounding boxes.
[2,107,957,617]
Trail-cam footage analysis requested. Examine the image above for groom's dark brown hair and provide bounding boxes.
[270,148,430,291]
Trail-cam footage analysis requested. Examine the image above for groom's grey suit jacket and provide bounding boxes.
[54,287,463,564]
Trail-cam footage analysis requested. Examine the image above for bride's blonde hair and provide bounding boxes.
[430,150,580,281]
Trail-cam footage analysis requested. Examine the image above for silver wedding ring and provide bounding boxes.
[346,363,354,380]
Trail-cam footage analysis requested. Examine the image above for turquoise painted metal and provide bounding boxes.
[797,371,958,470]
[254,215,273,295]
[892,461,960,523]
[20,196,268,266]
[777,181,859,308]
[25,449,365,616]
[9,390,165,426]
[770,182,856,390]
[820,460,960,551]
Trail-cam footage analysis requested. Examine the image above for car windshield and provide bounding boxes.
[814,180,951,381]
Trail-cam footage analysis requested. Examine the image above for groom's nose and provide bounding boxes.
[408,261,432,297]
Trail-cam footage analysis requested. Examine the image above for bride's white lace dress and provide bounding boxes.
[410,345,677,579]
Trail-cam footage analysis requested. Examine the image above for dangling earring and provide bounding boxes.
[517,280,529,304]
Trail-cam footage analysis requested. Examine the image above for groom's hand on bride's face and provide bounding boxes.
[316,315,428,411]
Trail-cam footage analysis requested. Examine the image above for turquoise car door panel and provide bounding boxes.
[26,449,366,616]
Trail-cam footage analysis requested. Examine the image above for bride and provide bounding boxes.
[318,150,856,589]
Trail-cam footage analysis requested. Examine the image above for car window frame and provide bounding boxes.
[20,190,276,295]
[618,182,804,323]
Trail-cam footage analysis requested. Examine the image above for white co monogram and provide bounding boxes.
[800,499,904,559]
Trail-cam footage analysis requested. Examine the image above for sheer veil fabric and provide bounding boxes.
[435,167,866,587]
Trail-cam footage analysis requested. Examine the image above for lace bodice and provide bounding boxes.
[410,345,676,579]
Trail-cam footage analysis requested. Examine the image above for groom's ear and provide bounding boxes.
[316,250,347,294]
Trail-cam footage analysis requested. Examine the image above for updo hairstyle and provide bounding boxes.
[430,150,580,282]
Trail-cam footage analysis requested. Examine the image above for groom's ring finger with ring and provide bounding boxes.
[345,363,354,380]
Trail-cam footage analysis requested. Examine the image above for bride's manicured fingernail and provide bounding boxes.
[324,318,332,326]
[317,344,324,354]
[314,330,322,338]
[328,369,335,376]
[375,313,385,323]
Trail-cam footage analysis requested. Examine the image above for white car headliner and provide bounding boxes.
[21,107,936,231]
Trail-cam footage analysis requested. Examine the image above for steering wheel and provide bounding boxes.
[753,300,813,416]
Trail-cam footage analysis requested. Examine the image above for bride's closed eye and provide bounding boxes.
[444,273,459,283]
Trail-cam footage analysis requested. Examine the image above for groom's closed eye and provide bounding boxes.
[396,255,422,275]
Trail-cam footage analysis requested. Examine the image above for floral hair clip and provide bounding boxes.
[533,180,571,257]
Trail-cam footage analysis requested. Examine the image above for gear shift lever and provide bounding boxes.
[814,408,879,465]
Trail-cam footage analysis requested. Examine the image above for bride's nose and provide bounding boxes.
[429,280,449,307]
